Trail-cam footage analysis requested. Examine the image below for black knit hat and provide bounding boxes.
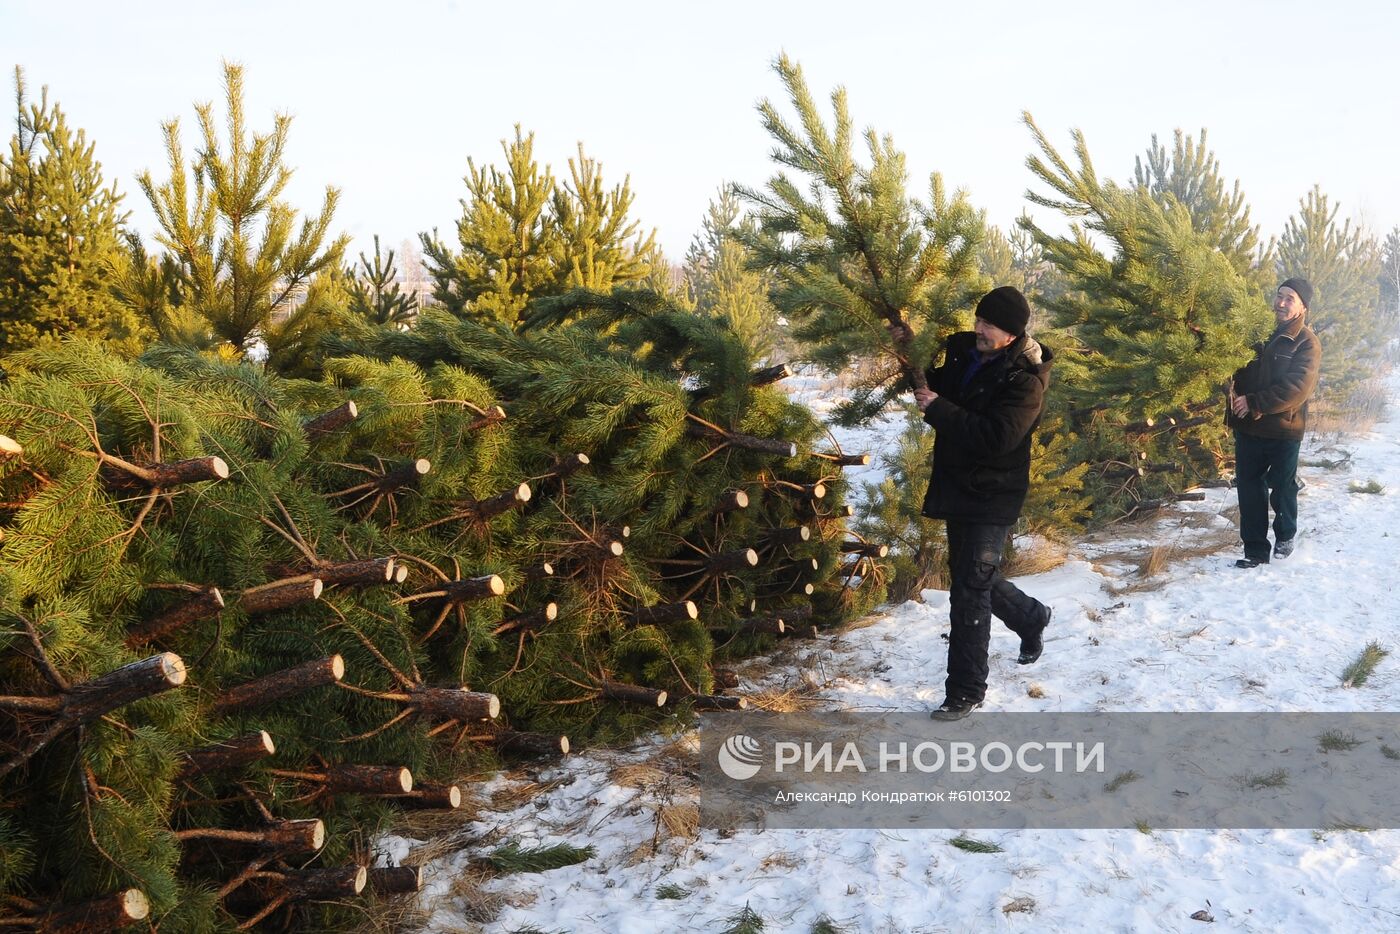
[975,285,1031,336]
[1278,277,1314,310]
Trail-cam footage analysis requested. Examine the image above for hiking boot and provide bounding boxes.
[930,698,983,721]
[1235,557,1268,569]
[1018,605,1051,665]
[1273,539,1295,560]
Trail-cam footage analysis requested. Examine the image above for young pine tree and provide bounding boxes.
[1380,226,1400,327]
[346,234,419,328]
[1276,186,1386,397]
[0,68,145,356]
[1133,129,1271,287]
[130,63,348,370]
[1022,114,1264,518]
[683,186,780,358]
[421,128,655,327]
[737,55,989,426]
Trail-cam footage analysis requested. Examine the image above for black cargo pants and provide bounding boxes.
[944,520,1048,704]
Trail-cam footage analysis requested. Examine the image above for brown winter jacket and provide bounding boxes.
[1226,315,1321,441]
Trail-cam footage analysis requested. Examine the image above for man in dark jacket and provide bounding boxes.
[1227,277,1322,568]
[913,285,1054,720]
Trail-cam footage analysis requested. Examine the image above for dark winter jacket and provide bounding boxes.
[920,331,1054,525]
[1226,316,1321,441]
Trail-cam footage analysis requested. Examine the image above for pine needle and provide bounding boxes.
[1341,641,1388,687]
[1103,769,1141,793]
[1317,730,1364,753]
[721,904,766,934]
[948,835,1003,853]
[487,840,595,874]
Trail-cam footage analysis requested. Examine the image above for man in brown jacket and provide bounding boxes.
[1227,277,1322,568]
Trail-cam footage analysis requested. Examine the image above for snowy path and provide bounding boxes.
[397,380,1400,933]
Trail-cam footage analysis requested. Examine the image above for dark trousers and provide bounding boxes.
[944,520,1048,704]
[1233,432,1301,562]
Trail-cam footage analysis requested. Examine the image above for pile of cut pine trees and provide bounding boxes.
[0,291,887,929]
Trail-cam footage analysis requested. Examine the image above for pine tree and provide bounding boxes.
[0,285,881,927]
[1276,186,1386,397]
[1133,129,1270,284]
[1021,113,1263,518]
[684,186,779,358]
[346,235,418,328]
[1380,226,1400,326]
[981,213,1062,325]
[129,63,348,369]
[0,68,145,356]
[420,126,559,324]
[421,129,655,327]
[552,143,656,292]
[737,55,989,426]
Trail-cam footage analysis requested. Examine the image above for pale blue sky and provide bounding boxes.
[4,0,1395,265]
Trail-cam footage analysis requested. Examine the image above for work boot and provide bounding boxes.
[1018,605,1051,665]
[930,698,983,721]
[1273,539,1295,560]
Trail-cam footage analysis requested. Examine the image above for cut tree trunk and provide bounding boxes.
[302,401,358,440]
[0,653,187,780]
[475,482,532,519]
[178,731,276,779]
[707,548,759,572]
[174,818,325,856]
[631,602,698,626]
[684,421,797,457]
[236,578,324,615]
[542,452,590,482]
[211,655,344,716]
[368,866,422,896]
[313,558,396,587]
[841,542,889,558]
[394,783,463,810]
[408,686,500,721]
[600,681,667,707]
[103,456,229,491]
[377,458,431,494]
[766,525,811,547]
[226,866,367,921]
[689,693,748,711]
[713,489,750,514]
[465,405,507,432]
[496,730,570,757]
[814,451,870,467]
[126,586,224,646]
[493,603,558,635]
[737,616,785,636]
[410,575,505,605]
[28,889,149,933]
[327,764,413,796]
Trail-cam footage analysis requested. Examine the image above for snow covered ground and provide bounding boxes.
[389,373,1400,933]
